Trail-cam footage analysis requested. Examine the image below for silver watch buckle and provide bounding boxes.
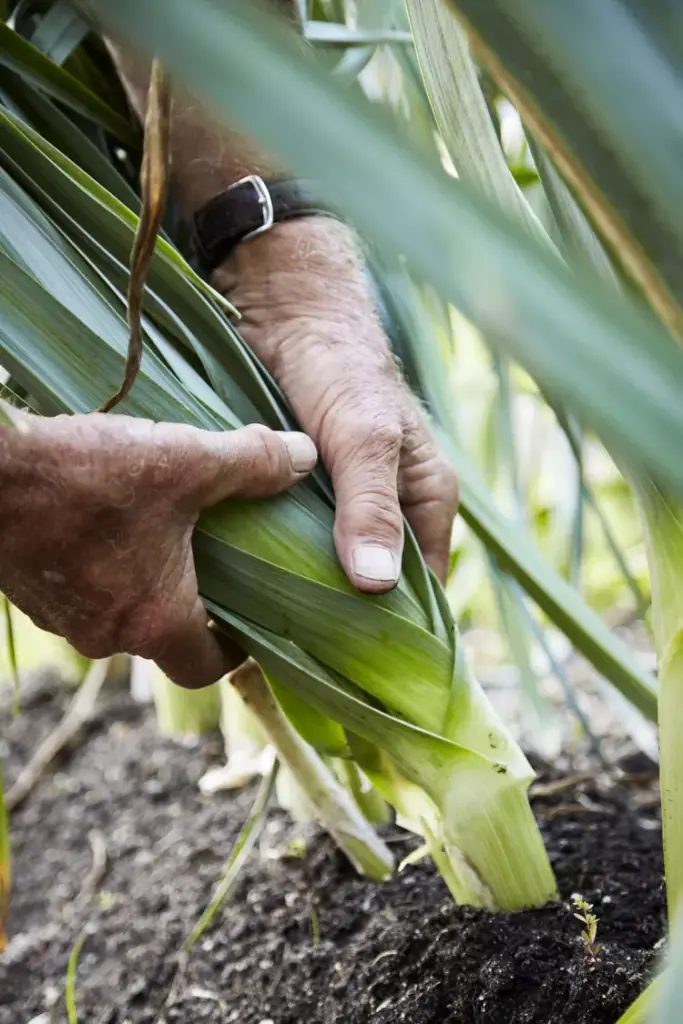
[232,174,275,242]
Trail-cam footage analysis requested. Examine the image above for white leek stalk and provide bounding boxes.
[230,661,394,881]
[152,669,221,736]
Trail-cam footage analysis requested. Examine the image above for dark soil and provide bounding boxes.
[0,674,666,1024]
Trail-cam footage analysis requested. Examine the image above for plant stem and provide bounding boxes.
[635,485,683,925]
[658,640,683,923]
[153,671,221,735]
[65,931,86,1024]
[185,761,278,951]
[2,597,20,714]
[231,661,394,880]
[444,782,558,911]
[330,757,392,825]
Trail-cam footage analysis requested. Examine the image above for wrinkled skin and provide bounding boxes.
[215,217,459,591]
[0,413,316,688]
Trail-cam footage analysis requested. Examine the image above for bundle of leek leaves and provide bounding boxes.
[0,13,556,910]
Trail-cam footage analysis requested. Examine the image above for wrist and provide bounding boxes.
[210,217,381,367]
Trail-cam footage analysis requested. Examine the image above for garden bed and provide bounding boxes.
[0,675,665,1024]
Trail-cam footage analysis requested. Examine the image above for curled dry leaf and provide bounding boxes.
[100,58,171,412]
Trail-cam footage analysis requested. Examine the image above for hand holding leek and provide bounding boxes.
[0,408,315,688]
[107,13,459,596]
[0,0,556,907]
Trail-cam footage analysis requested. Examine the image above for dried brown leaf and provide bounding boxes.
[100,58,171,412]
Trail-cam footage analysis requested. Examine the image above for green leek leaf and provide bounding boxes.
[448,0,683,336]
[0,21,136,143]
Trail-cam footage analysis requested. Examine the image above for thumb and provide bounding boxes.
[160,422,318,509]
[328,420,404,594]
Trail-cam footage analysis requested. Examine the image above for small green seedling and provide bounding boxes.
[572,893,602,960]
[65,931,87,1024]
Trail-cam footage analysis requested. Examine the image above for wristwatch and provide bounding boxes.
[192,174,339,274]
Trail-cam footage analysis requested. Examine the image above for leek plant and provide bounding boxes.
[403,0,683,1015]
[5,0,683,917]
[152,671,222,737]
[446,0,683,922]
[0,10,560,909]
[91,0,683,981]
[0,115,554,906]
[637,494,683,922]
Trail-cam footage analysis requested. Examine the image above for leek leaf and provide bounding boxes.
[448,0,683,336]
[0,21,135,143]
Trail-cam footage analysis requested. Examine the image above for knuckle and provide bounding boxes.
[338,489,404,539]
[118,604,175,659]
[68,632,116,661]
[244,424,288,484]
[434,457,459,509]
[342,413,403,466]
[400,416,459,512]
[242,423,272,440]
[368,418,403,454]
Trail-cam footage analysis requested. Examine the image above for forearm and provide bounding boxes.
[107,46,285,217]
[106,0,298,218]
[108,49,379,368]
[105,1,380,374]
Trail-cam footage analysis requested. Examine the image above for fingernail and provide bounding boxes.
[352,544,399,583]
[283,432,318,473]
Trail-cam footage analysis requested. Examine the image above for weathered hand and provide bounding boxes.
[0,409,316,687]
[214,218,459,594]
[105,37,458,595]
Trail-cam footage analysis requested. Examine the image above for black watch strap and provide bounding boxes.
[192,175,339,273]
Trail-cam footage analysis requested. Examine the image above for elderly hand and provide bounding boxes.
[107,33,459,598]
[0,410,316,687]
[213,217,459,594]
[4,25,459,692]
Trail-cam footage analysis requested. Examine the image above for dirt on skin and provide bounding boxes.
[0,674,666,1024]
